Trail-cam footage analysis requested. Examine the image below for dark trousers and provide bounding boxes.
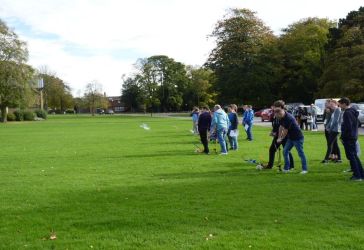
[324,131,341,160]
[199,129,209,153]
[268,137,294,169]
[342,139,364,179]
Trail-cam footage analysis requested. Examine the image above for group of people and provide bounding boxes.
[191,97,364,181]
[191,104,254,155]
[293,104,318,131]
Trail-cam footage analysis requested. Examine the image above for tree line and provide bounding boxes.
[122,7,364,111]
[1,6,363,122]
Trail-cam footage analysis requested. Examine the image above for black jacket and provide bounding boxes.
[341,107,359,141]
[198,111,212,131]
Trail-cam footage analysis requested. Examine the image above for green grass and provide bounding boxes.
[0,115,363,249]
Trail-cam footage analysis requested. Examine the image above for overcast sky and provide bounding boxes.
[0,0,363,96]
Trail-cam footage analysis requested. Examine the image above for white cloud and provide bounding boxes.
[0,0,363,95]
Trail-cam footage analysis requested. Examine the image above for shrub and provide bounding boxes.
[23,111,35,121]
[35,110,47,119]
[13,110,24,121]
[6,113,16,122]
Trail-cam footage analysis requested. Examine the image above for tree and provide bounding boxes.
[84,81,107,116]
[184,66,217,109]
[278,18,334,103]
[206,8,279,107]
[135,55,189,112]
[0,19,34,122]
[319,7,364,101]
[39,71,74,112]
[121,75,144,112]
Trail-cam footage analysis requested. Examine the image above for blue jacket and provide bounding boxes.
[192,112,199,122]
[211,108,230,131]
[341,107,359,141]
[243,109,254,124]
[228,112,239,130]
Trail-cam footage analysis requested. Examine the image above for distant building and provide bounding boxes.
[108,96,127,112]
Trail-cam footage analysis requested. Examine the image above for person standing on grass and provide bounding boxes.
[322,100,342,164]
[338,97,364,181]
[273,100,308,174]
[310,104,318,131]
[243,105,254,141]
[191,107,200,134]
[264,109,294,170]
[197,106,212,154]
[211,105,230,155]
[227,104,239,150]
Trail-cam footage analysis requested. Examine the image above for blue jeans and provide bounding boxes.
[228,130,238,150]
[217,128,228,153]
[283,138,308,171]
[342,139,364,179]
[245,123,253,140]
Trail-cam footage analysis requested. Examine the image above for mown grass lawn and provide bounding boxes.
[0,115,363,250]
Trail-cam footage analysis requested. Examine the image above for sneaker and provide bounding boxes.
[334,160,343,164]
[321,160,329,164]
[220,152,228,155]
[300,170,308,174]
[343,168,352,173]
[282,169,290,173]
[350,176,363,181]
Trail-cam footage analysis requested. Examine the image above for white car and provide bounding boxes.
[350,103,364,127]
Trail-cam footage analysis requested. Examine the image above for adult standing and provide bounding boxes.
[265,110,294,170]
[322,100,342,163]
[227,104,239,150]
[273,100,308,174]
[198,106,212,154]
[191,107,199,134]
[338,97,363,181]
[211,105,230,155]
[310,104,318,131]
[243,105,254,141]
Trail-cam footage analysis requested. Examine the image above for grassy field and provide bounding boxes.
[0,115,363,250]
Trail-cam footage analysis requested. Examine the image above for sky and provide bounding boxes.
[0,0,363,96]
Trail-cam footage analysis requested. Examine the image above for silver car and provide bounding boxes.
[351,103,364,127]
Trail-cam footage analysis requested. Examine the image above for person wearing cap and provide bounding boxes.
[338,97,363,181]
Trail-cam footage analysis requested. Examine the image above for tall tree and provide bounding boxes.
[0,19,34,122]
[279,18,334,103]
[84,81,107,116]
[319,7,364,101]
[206,8,278,107]
[135,55,189,112]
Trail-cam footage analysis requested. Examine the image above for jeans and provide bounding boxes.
[268,137,294,169]
[217,128,228,153]
[283,138,308,171]
[245,123,253,140]
[342,139,364,179]
[227,129,238,150]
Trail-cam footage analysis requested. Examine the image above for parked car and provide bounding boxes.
[261,109,273,122]
[96,108,105,114]
[105,109,114,115]
[350,103,364,127]
[254,109,264,117]
[285,103,304,116]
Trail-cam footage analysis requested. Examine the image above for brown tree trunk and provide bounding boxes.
[1,106,8,123]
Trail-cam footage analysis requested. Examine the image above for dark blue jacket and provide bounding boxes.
[228,112,239,130]
[198,111,212,131]
[341,107,359,141]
